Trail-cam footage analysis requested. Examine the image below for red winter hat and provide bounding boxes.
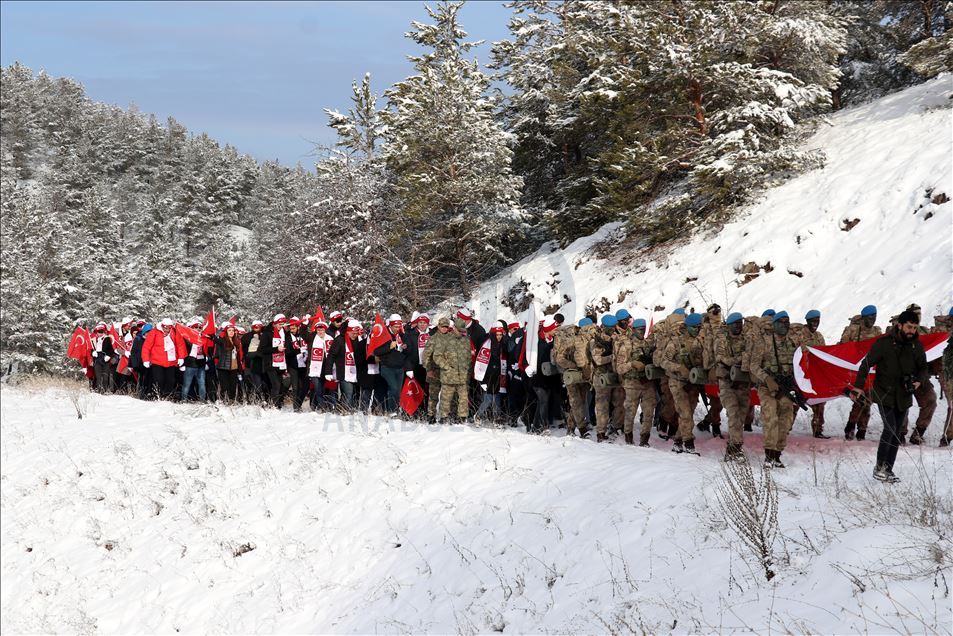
[507,322,520,330]
[541,316,558,334]
[456,308,472,321]
[490,326,505,334]
[329,311,344,321]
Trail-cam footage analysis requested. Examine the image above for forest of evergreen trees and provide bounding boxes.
[1,0,950,373]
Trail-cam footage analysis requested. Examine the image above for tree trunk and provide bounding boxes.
[689,79,708,136]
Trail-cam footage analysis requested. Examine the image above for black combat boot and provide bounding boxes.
[711,421,723,439]
[772,451,786,469]
[844,423,855,440]
[639,433,650,447]
[683,439,700,456]
[764,449,774,467]
[697,415,711,432]
[671,439,684,453]
[909,430,923,445]
[596,432,607,443]
[856,430,866,441]
[624,432,634,445]
[813,430,831,439]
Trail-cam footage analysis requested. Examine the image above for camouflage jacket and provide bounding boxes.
[613,332,653,382]
[552,325,580,371]
[840,317,882,343]
[793,325,825,348]
[431,331,472,384]
[661,332,704,381]
[749,332,799,386]
[714,331,746,381]
[589,331,615,375]
[574,324,598,380]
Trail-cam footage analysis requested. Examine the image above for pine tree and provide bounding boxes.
[381,1,525,297]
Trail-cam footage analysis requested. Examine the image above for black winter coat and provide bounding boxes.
[855,329,929,410]
[241,329,273,374]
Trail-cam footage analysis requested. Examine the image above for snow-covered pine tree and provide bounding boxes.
[382,1,525,297]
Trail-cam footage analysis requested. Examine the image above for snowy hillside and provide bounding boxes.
[1,382,950,634]
[461,76,953,328]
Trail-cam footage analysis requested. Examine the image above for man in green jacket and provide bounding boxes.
[849,310,929,483]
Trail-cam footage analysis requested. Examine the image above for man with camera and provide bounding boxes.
[848,309,929,483]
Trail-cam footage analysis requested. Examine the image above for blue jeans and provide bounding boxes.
[380,366,404,413]
[181,366,206,401]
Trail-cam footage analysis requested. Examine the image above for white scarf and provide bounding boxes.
[189,343,205,360]
[344,336,357,383]
[308,332,334,377]
[123,332,134,358]
[365,336,379,375]
[474,337,492,382]
[163,331,176,362]
[417,330,431,365]
[271,327,286,371]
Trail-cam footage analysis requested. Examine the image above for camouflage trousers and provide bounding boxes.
[901,379,937,437]
[439,383,468,419]
[566,382,591,434]
[594,386,625,435]
[623,379,657,436]
[427,377,442,417]
[942,375,953,441]
[669,381,701,443]
[758,387,795,452]
[718,380,751,447]
[659,378,677,431]
[846,399,872,436]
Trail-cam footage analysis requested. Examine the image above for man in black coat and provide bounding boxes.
[849,310,929,483]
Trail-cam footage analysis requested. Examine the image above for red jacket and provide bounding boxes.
[143,328,187,368]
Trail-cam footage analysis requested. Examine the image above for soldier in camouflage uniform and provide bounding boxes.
[431,317,472,421]
[590,315,624,442]
[750,311,800,468]
[652,309,685,438]
[699,304,724,437]
[794,309,829,438]
[894,304,937,444]
[613,318,657,446]
[715,312,751,460]
[574,319,599,439]
[553,320,589,437]
[423,317,453,422]
[661,312,705,454]
[840,305,882,440]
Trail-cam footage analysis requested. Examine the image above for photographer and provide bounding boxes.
[849,310,928,483]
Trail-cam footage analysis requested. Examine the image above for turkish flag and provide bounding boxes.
[108,324,126,355]
[175,323,203,346]
[310,305,326,330]
[367,312,392,354]
[400,377,425,415]
[67,327,92,367]
[202,308,217,336]
[795,332,948,404]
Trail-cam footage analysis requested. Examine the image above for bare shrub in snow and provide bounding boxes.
[715,457,779,581]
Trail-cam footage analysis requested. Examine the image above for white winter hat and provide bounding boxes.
[273,313,287,323]
[251,320,263,327]
[387,313,403,325]
[329,311,344,321]
[160,318,174,327]
[347,319,362,330]
[121,316,133,325]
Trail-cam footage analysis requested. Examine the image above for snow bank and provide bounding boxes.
[463,75,953,330]
[2,383,950,634]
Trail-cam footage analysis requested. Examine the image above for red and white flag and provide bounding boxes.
[67,327,92,368]
[400,377,425,416]
[367,313,391,354]
[795,332,948,404]
[202,308,217,336]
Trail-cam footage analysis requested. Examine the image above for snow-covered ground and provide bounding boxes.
[2,381,950,634]
[461,75,953,330]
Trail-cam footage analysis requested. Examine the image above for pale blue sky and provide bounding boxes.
[0,1,514,167]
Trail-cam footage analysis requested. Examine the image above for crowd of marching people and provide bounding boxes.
[71,302,953,481]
